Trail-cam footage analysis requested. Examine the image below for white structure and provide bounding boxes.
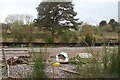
[56,52,69,63]
[77,53,93,58]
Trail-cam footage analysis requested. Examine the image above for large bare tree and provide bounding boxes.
[5,14,33,25]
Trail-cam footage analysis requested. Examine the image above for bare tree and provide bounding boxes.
[5,15,16,24]
[24,14,33,25]
[5,14,33,25]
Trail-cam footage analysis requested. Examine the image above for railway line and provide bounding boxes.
[0,46,118,78]
[0,48,79,78]
[1,42,119,47]
[0,49,29,60]
[0,46,118,63]
[45,64,80,78]
[1,48,31,78]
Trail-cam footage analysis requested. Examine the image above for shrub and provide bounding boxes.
[30,50,48,78]
[58,30,71,43]
[107,47,119,77]
[42,32,54,43]
[84,34,93,46]
[70,31,79,43]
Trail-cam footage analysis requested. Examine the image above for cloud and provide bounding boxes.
[73,0,118,25]
[0,0,119,24]
[0,0,42,23]
[73,0,119,3]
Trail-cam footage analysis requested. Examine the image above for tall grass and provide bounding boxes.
[28,47,48,79]
[71,42,119,78]
[107,47,119,77]
[27,43,119,78]
[100,42,119,78]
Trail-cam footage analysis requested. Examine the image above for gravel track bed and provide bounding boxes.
[2,64,79,78]
[45,64,79,78]
[2,64,33,78]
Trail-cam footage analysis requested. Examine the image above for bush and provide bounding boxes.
[42,32,54,43]
[102,46,119,77]
[84,34,93,46]
[30,51,48,78]
[107,48,119,77]
[11,22,25,42]
[70,31,79,43]
[58,30,71,43]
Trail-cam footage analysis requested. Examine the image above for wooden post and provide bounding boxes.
[2,48,9,77]
[2,49,7,68]
[52,67,54,78]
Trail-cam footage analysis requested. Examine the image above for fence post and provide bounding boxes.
[2,48,9,77]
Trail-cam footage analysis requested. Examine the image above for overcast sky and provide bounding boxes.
[0,0,119,25]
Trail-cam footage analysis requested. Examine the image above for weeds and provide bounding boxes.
[69,44,119,78]
[28,47,48,79]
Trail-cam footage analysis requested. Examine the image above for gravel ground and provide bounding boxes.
[2,64,33,78]
[1,47,117,78]
[2,63,79,78]
[44,64,79,78]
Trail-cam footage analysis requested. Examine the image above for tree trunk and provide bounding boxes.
[51,30,55,42]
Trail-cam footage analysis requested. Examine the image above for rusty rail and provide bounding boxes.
[59,67,79,75]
